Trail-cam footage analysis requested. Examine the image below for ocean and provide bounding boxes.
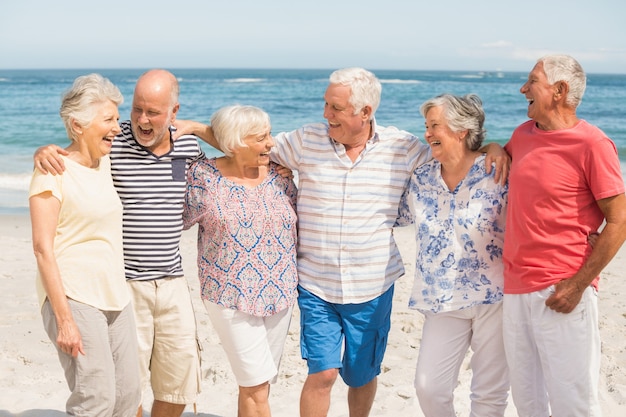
[1,68,625,213]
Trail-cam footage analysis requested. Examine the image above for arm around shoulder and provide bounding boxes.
[480,142,510,185]
[33,144,68,175]
[173,119,221,151]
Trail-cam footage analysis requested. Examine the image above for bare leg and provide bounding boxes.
[136,405,143,417]
[347,377,377,417]
[300,369,339,417]
[151,400,186,417]
[238,382,271,417]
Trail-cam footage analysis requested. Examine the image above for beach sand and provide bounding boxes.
[1,213,624,416]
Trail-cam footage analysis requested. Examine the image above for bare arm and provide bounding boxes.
[479,142,510,185]
[30,192,85,357]
[33,145,68,175]
[172,120,220,150]
[546,193,626,313]
[173,120,294,178]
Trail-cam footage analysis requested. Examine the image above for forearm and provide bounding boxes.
[572,222,626,288]
[35,252,73,322]
[175,120,220,150]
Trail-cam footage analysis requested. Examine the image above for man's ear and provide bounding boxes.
[554,81,569,101]
[171,103,180,122]
[361,105,373,121]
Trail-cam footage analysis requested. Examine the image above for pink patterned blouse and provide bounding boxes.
[183,158,298,317]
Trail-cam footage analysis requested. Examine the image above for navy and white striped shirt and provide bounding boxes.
[111,121,204,281]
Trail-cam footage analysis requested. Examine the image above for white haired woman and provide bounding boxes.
[183,105,298,417]
[29,73,140,416]
[397,93,510,417]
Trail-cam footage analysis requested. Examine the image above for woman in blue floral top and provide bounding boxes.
[183,105,297,417]
[397,94,509,417]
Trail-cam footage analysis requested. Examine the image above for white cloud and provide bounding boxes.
[481,41,513,49]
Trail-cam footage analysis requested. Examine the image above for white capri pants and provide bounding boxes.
[415,302,509,417]
[204,300,293,387]
[503,285,601,417]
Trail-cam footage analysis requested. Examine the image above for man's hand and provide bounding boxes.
[34,145,68,175]
[545,279,585,314]
[276,164,294,180]
[172,120,205,141]
[483,143,511,185]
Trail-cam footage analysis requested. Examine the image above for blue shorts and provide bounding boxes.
[297,285,394,387]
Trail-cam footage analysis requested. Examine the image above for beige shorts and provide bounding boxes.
[128,277,201,404]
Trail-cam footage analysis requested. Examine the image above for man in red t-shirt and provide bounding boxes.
[502,54,626,416]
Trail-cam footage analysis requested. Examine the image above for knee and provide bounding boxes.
[414,372,453,402]
[307,368,339,390]
[239,382,270,404]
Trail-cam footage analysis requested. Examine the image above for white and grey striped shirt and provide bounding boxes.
[272,120,431,304]
[111,120,204,281]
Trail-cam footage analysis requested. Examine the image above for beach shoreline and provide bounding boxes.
[1,213,624,416]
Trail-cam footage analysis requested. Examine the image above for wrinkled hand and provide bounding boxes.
[587,231,600,248]
[34,145,67,175]
[56,320,85,358]
[172,119,200,141]
[485,145,511,185]
[545,279,585,314]
[276,164,294,180]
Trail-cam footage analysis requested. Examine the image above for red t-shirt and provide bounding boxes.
[503,120,624,293]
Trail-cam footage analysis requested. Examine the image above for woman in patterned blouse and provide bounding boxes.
[397,94,510,417]
[183,105,298,417]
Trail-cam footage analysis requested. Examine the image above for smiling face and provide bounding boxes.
[520,62,559,129]
[76,100,121,159]
[234,126,274,167]
[322,83,371,148]
[423,105,466,164]
[130,70,179,155]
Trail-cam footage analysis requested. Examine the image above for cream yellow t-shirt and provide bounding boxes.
[30,155,129,311]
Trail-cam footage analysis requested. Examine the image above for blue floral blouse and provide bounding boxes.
[397,154,508,313]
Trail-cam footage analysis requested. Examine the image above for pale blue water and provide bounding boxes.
[1,68,625,213]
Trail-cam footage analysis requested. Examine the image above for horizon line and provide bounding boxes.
[0,67,625,76]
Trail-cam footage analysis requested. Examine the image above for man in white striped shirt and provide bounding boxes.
[34,69,204,417]
[178,67,509,417]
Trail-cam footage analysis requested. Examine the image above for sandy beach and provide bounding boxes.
[1,213,624,416]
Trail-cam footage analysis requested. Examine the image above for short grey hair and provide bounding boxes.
[538,54,586,108]
[60,73,123,141]
[420,93,486,151]
[329,67,381,119]
[211,105,271,157]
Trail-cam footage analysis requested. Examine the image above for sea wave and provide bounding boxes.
[224,78,266,83]
[0,173,31,191]
[380,79,422,84]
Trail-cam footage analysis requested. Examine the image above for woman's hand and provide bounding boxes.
[56,317,85,358]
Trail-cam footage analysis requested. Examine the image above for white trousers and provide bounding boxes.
[503,286,601,417]
[415,303,509,417]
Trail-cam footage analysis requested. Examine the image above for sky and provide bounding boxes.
[1,0,625,74]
